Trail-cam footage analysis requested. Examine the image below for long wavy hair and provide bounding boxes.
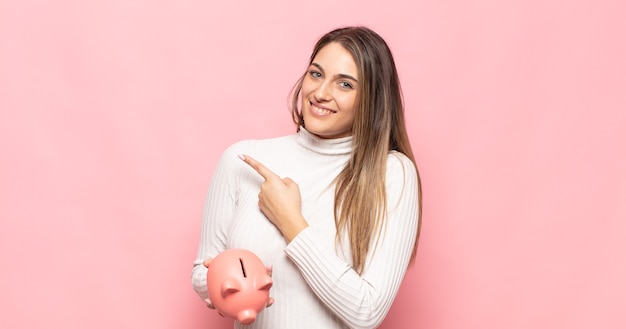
[290,26,422,274]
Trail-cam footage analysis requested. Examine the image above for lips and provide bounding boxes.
[310,101,336,115]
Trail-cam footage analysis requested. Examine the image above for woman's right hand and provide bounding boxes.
[239,154,309,243]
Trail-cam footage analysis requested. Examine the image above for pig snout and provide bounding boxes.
[237,309,258,325]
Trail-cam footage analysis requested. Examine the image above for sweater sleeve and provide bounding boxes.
[284,152,420,329]
[190,144,242,300]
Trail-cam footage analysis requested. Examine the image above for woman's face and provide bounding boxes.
[300,42,359,139]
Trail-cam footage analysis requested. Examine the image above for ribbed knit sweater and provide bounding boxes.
[191,128,419,329]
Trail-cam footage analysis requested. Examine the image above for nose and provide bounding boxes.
[314,81,332,102]
[237,309,258,325]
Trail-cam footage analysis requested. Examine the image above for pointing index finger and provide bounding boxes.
[239,154,279,181]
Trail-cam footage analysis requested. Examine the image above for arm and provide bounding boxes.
[284,153,419,329]
[191,145,241,300]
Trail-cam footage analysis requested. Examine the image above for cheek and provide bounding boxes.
[338,94,358,114]
[300,77,315,96]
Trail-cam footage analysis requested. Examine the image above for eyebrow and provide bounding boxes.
[310,62,359,84]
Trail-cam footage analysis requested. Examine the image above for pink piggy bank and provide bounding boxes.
[206,249,273,325]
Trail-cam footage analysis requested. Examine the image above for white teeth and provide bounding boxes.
[312,104,334,115]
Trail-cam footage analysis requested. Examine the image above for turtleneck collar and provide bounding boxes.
[296,126,353,156]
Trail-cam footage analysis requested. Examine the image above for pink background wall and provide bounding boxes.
[1,0,624,328]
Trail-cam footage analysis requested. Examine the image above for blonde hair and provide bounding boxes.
[291,26,422,273]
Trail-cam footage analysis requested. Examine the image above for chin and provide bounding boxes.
[302,113,352,139]
[304,125,350,139]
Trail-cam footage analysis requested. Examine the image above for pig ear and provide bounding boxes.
[221,278,241,298]
[256,275,273,291]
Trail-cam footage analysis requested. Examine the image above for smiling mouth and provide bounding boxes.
[310,102,336,115]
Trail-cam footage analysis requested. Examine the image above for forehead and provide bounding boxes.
[312,42,358,77]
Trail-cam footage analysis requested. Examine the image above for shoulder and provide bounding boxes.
[215,133,298,170]
[210,134,298,182]
[221,134,297,157]
[385,151,419,207]
[386,151,418,181]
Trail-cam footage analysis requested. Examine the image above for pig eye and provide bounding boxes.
[239,258,247,278]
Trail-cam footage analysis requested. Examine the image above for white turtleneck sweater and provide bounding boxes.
[191,128,419,329]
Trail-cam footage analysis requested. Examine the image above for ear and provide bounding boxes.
[221,278,241,298]
[255,275,273,291]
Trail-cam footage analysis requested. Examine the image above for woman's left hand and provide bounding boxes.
[240,154,308,242]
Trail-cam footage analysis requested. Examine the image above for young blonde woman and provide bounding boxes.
[192,26,422,329]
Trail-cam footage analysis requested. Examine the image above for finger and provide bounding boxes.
[239,154,280,181]
[203,258,212,268]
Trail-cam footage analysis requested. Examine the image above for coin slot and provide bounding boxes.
[239,258,247,278]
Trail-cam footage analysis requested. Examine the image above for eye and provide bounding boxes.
[309,70,322,79]
[339,81,354,89]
